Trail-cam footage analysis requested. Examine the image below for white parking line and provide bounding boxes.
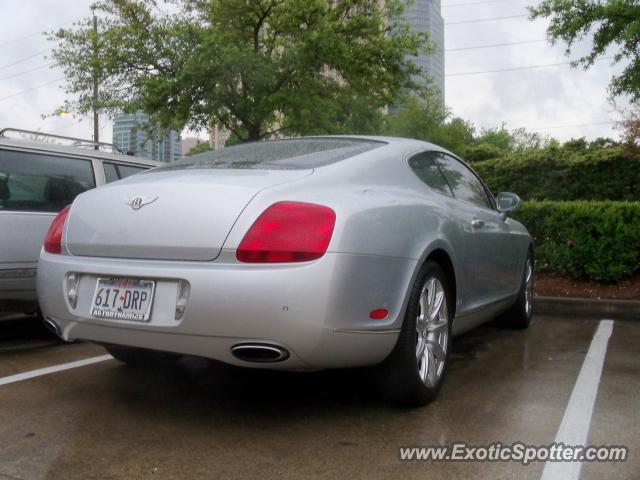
[0,354,113,387]
[540,319,614,480]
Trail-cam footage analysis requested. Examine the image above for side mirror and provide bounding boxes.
[496,192,521,219]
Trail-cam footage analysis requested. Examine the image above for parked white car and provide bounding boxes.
[0,129,160,318]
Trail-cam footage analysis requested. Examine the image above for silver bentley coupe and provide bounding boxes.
[37,136,533,405]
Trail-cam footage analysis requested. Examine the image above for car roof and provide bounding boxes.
[158,135,438,173]
[298,134,447,151]
[0,136,162,167]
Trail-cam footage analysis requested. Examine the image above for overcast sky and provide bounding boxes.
[0,0,626,144]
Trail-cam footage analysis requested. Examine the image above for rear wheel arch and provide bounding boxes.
[424,249,457,319]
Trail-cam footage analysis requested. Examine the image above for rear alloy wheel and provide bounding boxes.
[416,277,449,388]
[501,252,534,330]
[378,261,452,406]
[104,344,182,368]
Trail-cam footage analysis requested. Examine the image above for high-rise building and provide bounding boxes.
[402,0,445,97]
[112,111,182,163]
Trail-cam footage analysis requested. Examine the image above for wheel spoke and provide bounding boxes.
[524,260,533,315]
[417,290,428,331]
[416,335,426,359]
[418,352,428,382]
[426,319,447,333]
[426,278,436,319]
[429,291,444,321]
[426,348,437,386]
[430,339,446,361]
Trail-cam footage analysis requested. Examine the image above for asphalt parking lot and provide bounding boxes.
[0,314,637,480]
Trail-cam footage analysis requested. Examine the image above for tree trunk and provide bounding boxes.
[92,15,99,149]
[247,124,262,142]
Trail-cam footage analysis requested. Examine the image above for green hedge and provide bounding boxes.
[473,145,640,201]
[513,201,640,282]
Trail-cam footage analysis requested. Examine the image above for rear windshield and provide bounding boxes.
[156,138,385,171]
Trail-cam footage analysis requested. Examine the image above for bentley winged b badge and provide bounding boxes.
[126,195,159,211]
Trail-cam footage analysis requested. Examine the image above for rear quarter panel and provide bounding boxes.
[221,143,470,330]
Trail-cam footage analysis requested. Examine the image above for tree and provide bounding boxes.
[462,143,504,162]
[435,117,475,155]
[48,12,124,143]
[49,0,433,142]
[384,93,475,155]
[616,106,640,146]
[187,142,213,156]
[473,125,514,152]
[384,92,448,140]
[473,125,550,152]
[529,0,640,103]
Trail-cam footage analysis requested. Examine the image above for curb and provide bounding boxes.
[534,296,639,320]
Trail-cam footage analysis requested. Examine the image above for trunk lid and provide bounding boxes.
[65,168,312,261]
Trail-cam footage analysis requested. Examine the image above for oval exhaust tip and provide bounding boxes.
[43,317,62,337]
[231,343,289,363]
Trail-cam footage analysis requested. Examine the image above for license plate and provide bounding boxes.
[90,278,156,322]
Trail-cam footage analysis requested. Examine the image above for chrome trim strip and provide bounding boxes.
[0,210,57,217]
[0,268,37,279]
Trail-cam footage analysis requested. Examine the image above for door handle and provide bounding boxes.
[471,218,485,229]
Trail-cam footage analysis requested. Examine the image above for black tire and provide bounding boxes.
[500,250,534,330]
[104,344,182,368]
[377,260,453,406]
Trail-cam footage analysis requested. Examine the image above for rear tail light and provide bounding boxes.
[236,201,336,263]
[44,205,71,254]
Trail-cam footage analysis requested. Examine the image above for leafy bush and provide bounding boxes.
[513,201,640,282]
[462,143,505,162]
[473,144,640,201]
[186,142,212,156]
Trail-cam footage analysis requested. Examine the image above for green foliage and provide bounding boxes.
[49,0,433,141]
[461,125,552,161]
[385,93,447,139]
[186,142,212,156]
[47,13,115,118]
[461,143,504,162]
[384,94,474,155]
[434,118,476,156]
[472,126,513,152]
[385,100,552,159]
[473,142,640,201]
[513,201,640,282]
[529,0,640,104]
[473,125,550,153]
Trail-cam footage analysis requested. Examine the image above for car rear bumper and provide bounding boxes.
[0,265,39,316]
[37,251,416,369]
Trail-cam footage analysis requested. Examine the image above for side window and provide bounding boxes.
[0,149,95,212]
[407,152,453,197]
[103,163,119,183]
[437,154,494,209]
[103,162,147,183]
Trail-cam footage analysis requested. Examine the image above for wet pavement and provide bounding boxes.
[0,315,638,480]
